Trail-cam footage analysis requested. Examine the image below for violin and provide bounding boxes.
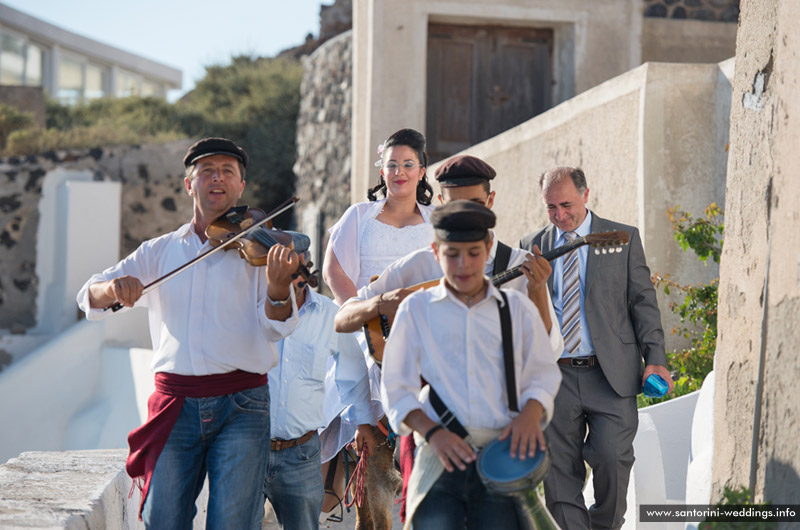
[106,197,303,311]
[205,205,319,288]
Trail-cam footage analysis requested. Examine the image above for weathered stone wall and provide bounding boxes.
[319,0,352,44]
[712,0,800,504]
[278,0,352,60]
[0,139,193,329]
[643,0,740,22]
[293,30,352,284]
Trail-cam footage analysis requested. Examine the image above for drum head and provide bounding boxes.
[476,438,548,492]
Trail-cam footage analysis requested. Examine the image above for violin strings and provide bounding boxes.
[251,228,279,248]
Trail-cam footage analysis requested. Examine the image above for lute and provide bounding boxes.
[364,230,630,365]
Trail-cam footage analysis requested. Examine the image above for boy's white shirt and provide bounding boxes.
[379,277,562,437]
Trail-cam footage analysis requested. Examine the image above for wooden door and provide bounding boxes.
[426,23,553,163]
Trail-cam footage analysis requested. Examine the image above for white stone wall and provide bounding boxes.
[352,0,648,203]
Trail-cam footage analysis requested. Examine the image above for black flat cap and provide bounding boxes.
[431,200,496,242]
[434,155,496,188]
[183,137,248,168]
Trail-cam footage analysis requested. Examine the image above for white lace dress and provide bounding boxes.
[356,219,435,289]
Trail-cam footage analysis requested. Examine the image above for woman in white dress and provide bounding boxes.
[323,128,435,303]
[319,128,435,520]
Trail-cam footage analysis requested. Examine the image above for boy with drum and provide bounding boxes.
[380,200,562,529]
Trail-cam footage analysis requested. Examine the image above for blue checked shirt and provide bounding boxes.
[268,287,371,440]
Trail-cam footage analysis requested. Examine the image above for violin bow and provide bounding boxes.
[106,196,299,312]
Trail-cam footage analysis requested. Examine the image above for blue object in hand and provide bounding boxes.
[643,374,668,398]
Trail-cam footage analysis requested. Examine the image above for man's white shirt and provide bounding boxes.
[77,223,299,376]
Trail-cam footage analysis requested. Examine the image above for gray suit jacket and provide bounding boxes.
[519,212,667,397]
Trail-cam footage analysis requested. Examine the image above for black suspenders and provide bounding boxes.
[497,290,519,413]
[492,241,512,277]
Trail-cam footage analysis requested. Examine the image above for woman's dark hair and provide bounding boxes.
[367,128,434,205]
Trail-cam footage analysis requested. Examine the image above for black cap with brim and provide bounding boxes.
[184,137,249,168]
[431,200,496,242]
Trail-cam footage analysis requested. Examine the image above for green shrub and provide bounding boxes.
[639,204,723,408]
[699,486,776,529]
[5,124,183,155]
[0,103,34,149]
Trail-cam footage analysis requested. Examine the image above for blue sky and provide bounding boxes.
[3,0,325,100]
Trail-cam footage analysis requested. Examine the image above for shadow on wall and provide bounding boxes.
[764,459,800,505]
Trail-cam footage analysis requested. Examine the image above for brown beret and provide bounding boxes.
[434,155,496,188]
[431,200,496,242]
[183,137,248,168]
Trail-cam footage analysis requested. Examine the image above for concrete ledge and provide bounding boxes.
[0,449,217,529]
[0,449,139,529]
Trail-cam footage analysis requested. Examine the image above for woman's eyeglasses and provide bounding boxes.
[382,161,420,173]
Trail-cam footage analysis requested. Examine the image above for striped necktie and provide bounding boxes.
[561,231,581,356]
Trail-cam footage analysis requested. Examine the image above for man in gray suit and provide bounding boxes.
[519,166,673,530]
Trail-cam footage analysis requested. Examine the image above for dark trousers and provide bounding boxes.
[413,461,521,530]
[544,364,638,530]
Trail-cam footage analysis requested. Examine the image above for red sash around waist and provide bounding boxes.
[126,370,268,519]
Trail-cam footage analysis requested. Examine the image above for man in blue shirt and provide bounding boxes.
[264,232,374,529]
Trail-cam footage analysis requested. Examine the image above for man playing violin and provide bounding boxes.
[77,137,300,529]
[379,201,561,529]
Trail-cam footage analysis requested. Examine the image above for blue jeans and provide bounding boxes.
[263,433,324,530]
[413,462,521,530]
[142,384,271,530]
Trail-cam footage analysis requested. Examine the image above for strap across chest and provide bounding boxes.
[429,289,519,438]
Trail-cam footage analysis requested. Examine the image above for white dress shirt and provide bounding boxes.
[269,288,371,440]
[380,279,562,437]
[348,231,564,358]
[76,223,299,376]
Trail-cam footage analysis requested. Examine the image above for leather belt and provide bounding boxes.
[557,356,600,367]
[270,430,315,451]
